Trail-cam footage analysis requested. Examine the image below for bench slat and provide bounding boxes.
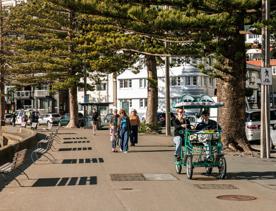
[34,148,47,154]
[0,163,13,172]
[0,149,27,174]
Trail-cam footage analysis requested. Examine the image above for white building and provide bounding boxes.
[2,0,26,8]
[117,63,215,116]
[77,63,216,117]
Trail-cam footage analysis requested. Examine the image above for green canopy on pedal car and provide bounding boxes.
[173,94,224,109]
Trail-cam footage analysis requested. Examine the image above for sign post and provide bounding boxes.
[260,0,271,159]
[261,67,272,86]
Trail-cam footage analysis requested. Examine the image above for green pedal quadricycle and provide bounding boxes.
[174,95,226,180]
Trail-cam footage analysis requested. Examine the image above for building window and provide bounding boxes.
[119,79,132,88]
[139,99,143,107]
[203,77,208,86]
[119,99,132,107]
[36,84,48,90]
[78,87,84,92]
[185,76,191,85]
[209,78,213,87]
[192,76,197,85]
[139,79,147,88]
[139,99,147,108]
[249,34,259,39]
[96,83,107,91]
[171,76,181,86]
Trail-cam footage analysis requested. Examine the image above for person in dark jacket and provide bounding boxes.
[12,111,16,127]
[196,110,221,131]
[173,108,191,159]
[91,108,99,135]
[196,110,221,160]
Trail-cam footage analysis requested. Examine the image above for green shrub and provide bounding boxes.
[139,122,162,134]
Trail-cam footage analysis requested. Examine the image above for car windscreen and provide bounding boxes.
[246,112,261,122]
[270,110,276,120]
[52,114,60,117]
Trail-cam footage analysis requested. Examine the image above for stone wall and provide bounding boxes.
[0,126,38,165]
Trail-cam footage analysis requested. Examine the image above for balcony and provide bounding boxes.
[34,90,49,98]
[14,91,32,99]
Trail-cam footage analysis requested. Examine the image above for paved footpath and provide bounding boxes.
[1,128,276,211]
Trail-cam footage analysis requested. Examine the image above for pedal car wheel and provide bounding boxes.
[206,167,213,175]
[186,156,193,179]
[218,157,227,179]
[175,164,182,174]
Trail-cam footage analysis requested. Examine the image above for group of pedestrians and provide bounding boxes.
[109,108,140,153]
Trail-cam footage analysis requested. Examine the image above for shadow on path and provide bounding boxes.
[134,145,174,148]
[130,149,174,153]
[227,171,276,180]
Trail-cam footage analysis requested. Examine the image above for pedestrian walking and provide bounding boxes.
[109,108,120,152]
[118,109,131,153]
[91,108,99,135]
[129,109,140,146]
[12,110,16,127]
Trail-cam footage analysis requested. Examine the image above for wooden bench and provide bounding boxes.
[0,149,29,186]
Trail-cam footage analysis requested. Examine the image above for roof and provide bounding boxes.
[246,59,276,67]
[117,63,207,79]
[246,49,261,54]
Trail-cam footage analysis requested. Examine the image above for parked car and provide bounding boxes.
[15,110,27,125]
[39,113,61,125]
[38,115,47,125]
[245,109,276,141]
[100,113,113,129]
[157,112,176,127]
[59,113,85,127]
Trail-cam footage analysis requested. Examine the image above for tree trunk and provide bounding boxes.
[217,17,252,153]
[145,55,158,128]
[67,85,78,128]
[66,9,78,128]
[0,0,4,128]
[0,78,5,128]
[217,79,251,153]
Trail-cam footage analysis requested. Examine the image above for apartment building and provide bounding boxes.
[77,63,216,117]
[1,0,26,8]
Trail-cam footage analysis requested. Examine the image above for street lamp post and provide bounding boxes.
[165,42,171,136]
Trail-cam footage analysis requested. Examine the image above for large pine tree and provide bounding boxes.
[6,0,81,127]
[6,0,139,127]
[52,0,276,152]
